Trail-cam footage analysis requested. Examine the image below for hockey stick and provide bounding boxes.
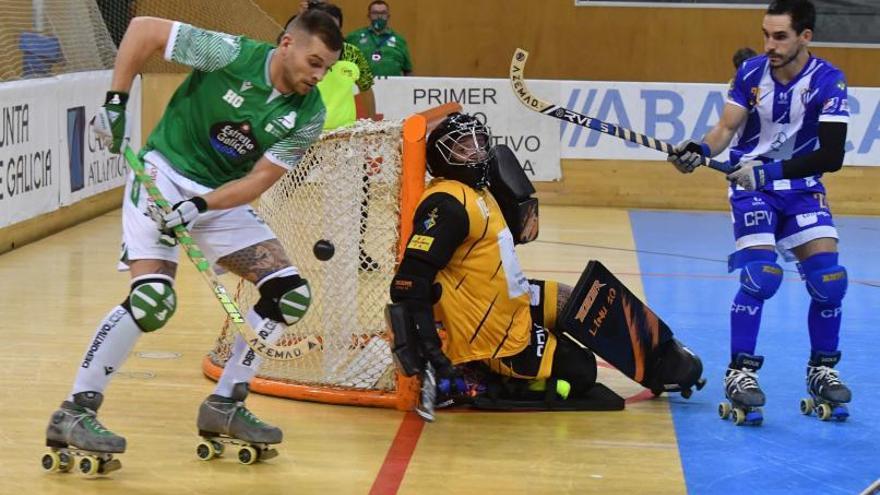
[509,48,734,174]
[122,145,321,361]
[415,363,437,422]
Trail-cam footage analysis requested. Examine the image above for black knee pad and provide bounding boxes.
[253,274,312,325]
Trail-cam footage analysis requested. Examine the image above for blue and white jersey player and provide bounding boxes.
[668,0,852,424]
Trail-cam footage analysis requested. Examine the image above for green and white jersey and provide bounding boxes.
[144,22,326,188]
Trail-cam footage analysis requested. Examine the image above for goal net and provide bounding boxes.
[204,104,461,410]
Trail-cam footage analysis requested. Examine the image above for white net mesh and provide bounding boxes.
[208,119,408,393]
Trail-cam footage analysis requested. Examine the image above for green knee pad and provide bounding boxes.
[127,278,177,332]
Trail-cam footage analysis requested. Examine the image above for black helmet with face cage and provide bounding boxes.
[426,113,494,189]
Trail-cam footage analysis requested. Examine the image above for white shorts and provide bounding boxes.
[119,150,277,270]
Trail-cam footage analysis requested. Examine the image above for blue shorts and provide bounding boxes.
[729,186,838,261]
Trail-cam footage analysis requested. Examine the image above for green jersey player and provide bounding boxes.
[43,11,342,473]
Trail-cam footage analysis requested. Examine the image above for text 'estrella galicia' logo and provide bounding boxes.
[210,121,259,159]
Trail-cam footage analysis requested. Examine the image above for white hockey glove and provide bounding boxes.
[726,160,783,191]
[91,91,130,154]
[667,139,711,174]
[159,197,208,240]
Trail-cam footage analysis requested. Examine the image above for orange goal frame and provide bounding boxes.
[201,102,462,411]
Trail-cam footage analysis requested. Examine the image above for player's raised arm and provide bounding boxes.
[110,17,174,93]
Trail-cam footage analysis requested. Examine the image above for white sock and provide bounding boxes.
[70,306,143,399]
[213,308,285,397]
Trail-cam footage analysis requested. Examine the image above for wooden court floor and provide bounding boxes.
[0,206,687,495]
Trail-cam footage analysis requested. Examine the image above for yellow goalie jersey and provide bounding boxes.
[414,179,533,364]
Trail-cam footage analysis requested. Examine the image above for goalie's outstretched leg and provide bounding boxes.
[196,383,282,464]
[556,259,706,399]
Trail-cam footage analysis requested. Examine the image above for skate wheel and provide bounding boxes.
[41,451,62,472]
[817,403,833,421]
[78,455,100,476]
[196,441,216,461]
[58,452,73,472]
[800,398,814,415]
[718,402,731,420]
[681,387,693,399]
[732,408,747,426]
[695,378,707,391]
[238,446,258,465]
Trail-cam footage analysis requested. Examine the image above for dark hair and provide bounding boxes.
[368,1,389,12]
[767,0,816,34]
[285,9,344,51]
[732,47,758,69]
[309,2,343,29]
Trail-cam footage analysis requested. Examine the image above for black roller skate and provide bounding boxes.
[719,353,766,426]
[648,339,707,399]
[196,383,282,465]
[800,350,851,422]
[42,391,125,476]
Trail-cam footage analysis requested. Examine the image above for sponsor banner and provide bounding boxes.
[0,78,60,226]
[57,71,142,206]
[373,77,561,181]
[374,77,880,175]
[556,81,880,166]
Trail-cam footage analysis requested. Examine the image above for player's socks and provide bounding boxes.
[70,306,142,398]
[213,308,284,397]
[730,290,763,357]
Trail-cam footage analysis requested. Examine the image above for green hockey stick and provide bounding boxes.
[122,145,321,360]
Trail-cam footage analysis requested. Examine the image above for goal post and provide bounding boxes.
[203,103,462,411]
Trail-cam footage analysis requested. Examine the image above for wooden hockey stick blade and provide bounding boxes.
[122,146,321,361]
[510,48,733,174]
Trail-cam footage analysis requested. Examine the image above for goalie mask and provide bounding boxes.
[426,113,494,189]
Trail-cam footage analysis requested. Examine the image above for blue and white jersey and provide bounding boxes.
[727,54,849,191]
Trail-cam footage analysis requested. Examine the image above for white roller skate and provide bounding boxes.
[719,353,766,426]
[800,350,851,422]
[42,391,125,476]
[196,383,282,465]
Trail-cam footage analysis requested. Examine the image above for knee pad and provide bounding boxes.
[734,249,783,300]
[123,274,177,332]
[801,254,847,305]
[253,270,312,325]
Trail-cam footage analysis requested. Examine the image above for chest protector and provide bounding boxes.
[425,180,532,364]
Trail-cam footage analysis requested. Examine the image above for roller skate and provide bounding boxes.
[800,350,851,422]
[42,391,125,476]
[196,383,282,465]
[648,339,707,399]
[719,353,765,426]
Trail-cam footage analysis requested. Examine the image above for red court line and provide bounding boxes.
[369,411,425,495]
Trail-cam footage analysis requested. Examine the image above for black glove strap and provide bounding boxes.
[190,196,208,212]
[105,91,130,106]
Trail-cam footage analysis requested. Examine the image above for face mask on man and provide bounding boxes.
[371,17,387,31]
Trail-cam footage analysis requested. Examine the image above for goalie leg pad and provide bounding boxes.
[385,302,423,377]
[801,253,848,305]
[471,378,624,411]
[123,274,177,332]
[254,269,311,325]
[557,260,674,386]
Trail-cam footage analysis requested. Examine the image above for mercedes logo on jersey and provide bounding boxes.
[210,121,259,159]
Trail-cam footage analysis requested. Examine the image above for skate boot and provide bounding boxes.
[719,353,766,426]
[196,382,282,464]
[42,391,125,475]
[648,339,707,399]
[800,350,851,421]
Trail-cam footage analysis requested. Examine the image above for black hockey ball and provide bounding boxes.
[313,239,335,261]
